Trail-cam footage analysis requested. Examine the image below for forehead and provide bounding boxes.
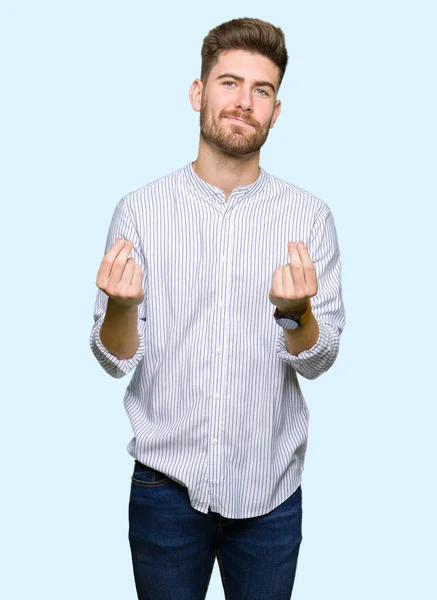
[211,49,279,82]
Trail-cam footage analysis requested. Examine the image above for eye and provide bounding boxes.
[222,81,269,96]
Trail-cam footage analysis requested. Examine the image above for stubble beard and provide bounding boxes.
[199,98,273,157]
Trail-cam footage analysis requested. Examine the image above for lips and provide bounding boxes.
[226,117,253,126]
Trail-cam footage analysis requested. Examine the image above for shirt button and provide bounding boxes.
[216,347,222,355]
[220,255,226,263]
[219,300,224,308]
[213,393,219,399]
[211,439,218,445]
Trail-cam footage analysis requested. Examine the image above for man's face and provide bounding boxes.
[193,49,281,157]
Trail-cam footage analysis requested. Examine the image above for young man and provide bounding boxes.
[90,17,345,600]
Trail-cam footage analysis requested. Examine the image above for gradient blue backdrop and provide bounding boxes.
[2,1,436,598]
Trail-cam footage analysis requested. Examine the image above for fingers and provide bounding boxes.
[118,258,136,291]
[97,238,127,283]
[297,242,318,296]
[109,240,135,283]
[130,263,143,289]
[95,236,145,307]
[271,266,284,297]
[96,238,138,290]
[283,241,317,298]
[285,241,308,297]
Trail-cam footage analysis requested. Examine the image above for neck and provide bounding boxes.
[192,138,261,202]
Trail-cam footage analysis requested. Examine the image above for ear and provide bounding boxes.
[270,99,281,129]
[189,79,203,113]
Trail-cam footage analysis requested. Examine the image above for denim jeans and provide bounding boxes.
[128,460,303,600]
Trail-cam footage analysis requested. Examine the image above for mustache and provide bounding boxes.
[223,113,256,126]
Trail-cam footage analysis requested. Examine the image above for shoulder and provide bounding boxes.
[119,164,186,213]
[266,171,331,218]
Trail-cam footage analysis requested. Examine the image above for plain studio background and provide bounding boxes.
[1,1,436,598]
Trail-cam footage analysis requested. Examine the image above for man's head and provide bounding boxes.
[189,18,289,157]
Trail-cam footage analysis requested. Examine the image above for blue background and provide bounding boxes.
[2,1,436,598]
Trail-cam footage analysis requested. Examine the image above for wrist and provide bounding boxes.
[107,298,139,312]
[276,300,309,318]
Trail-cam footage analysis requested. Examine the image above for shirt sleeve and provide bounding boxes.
[276,204,346,380]
[89,196,148,379]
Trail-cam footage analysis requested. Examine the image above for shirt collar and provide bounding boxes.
[183,161,268,202]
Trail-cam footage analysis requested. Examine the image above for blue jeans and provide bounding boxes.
[128,460,303,600]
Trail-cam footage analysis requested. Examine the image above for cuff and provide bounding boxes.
[90,317,146,379]
[276,321,335,380]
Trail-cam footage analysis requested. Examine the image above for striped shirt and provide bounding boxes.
[89,161,346,519]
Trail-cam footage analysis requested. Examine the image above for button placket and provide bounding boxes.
[209,213,232,483]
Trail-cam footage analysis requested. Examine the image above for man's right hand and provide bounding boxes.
[96,238,144,307]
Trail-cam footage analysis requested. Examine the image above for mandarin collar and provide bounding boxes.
[184,161,268,202]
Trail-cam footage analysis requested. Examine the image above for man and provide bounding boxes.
[90,17,345,600]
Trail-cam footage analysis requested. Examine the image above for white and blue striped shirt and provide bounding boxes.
[89,161,346,518]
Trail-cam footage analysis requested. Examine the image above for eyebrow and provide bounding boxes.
[216,72,276,94]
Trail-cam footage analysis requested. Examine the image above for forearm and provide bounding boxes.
[283,311,320,356]
[99,298,140,360]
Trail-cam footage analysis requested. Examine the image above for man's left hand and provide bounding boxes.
[269,241,318,314]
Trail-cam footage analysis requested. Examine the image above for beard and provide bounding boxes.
[199,96,273,157]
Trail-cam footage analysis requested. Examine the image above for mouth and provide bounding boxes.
[225,117,253,127]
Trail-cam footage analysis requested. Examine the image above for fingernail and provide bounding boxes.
[117,238,124,245]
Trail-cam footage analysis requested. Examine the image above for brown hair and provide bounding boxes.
[200,18,289,94]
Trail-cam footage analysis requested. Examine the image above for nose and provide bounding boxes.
[234,86,253,112]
